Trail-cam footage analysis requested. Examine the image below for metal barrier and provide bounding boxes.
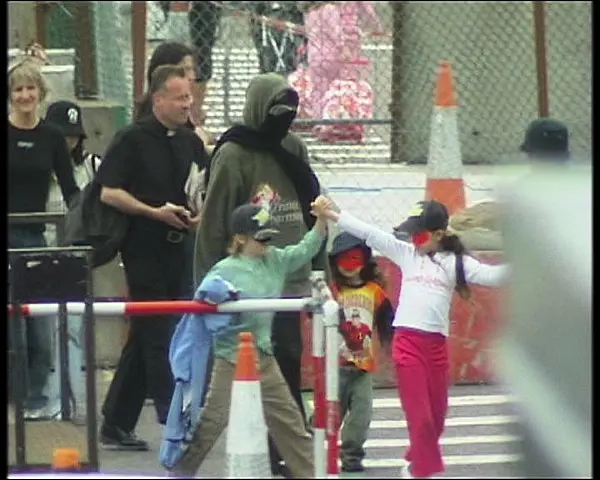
[8,265,341,477]
[8,213,96,470]
[8,246,98,471]
[311,272,341,477]
[9,213,341,477]
[9,212,67,245]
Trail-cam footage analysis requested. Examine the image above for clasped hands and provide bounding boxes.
[310,195,339,220]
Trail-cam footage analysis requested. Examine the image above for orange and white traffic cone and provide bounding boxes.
[426,60,466,215]
[226,332,271,479]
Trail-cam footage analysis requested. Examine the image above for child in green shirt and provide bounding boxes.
[171,202,327,478]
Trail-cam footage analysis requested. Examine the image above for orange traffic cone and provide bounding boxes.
[426,60,466,215]
[52,447,80,471]
[226,332,271,478]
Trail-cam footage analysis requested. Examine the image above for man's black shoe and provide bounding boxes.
[100,424,149,451]
[271,461,293,478]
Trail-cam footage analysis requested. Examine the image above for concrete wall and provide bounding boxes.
[77,101,130,366]
[8,1,37,49]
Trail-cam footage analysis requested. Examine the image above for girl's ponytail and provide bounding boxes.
[439,233,471,300]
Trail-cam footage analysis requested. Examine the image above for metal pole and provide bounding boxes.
[10,298,314,317]
[73,1,98,98]
[532,1,550,117]
[84,251,99,470]
[323,300,340,478]
[390,1,408,163]
[55,216,66,247]
[131,0,148,115]
[311,271,327,479]
[9,253,27,467]
[58,302,72,421]
[9,292,27,467]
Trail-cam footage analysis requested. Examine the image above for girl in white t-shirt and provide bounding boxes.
[311,195,510,479]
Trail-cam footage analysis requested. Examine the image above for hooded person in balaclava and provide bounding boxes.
[195,72,326,477]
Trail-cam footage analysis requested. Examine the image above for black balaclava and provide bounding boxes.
[261,89,299,142]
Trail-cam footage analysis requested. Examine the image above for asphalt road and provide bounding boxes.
[95,379,522,479]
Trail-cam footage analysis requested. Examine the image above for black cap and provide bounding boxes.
[45,100,87,138]
[230,204,280,242]
[395,200,450,235]
[330,232,368,257]
[520,118,569,157]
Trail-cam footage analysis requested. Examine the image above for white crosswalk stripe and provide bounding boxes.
[307,387,523,478]
[369,415,519,430]
[362,454,522,468]
[365,435,520,448]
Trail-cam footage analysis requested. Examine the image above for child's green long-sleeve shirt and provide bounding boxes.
[209,227,326,364]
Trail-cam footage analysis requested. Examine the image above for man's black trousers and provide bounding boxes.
[102,235,185,432]
[268,310,308,468]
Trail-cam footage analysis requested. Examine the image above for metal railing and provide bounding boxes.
[7,214,342,477]
[8,274,342,477]
[9,212,98,470]
[8,245,98,471]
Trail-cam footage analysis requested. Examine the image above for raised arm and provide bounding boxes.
[312,196,414,269]
[273,218,327,275]
[463,255,511,287]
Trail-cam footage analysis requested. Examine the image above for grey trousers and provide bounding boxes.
[171,354,314,478]
[339,365,374,467]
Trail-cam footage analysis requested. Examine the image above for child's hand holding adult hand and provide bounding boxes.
[311,195,339,220]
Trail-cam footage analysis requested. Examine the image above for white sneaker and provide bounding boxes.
[401,463,414,479]
[401,464,438,479]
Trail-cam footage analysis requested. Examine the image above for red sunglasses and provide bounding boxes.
[411,231,432,247]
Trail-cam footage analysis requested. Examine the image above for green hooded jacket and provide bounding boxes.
[193,73,326,296]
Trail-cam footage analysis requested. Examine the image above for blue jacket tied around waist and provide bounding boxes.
[159,275,240,470]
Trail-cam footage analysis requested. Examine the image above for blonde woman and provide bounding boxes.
[8,58,79,419]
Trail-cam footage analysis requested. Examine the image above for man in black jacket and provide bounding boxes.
[96,64,208,450]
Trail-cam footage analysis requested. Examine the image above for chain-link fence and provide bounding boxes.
[545,1,592,158]
[93,1,135,123]
[20,0,591,231]
[390,1,591,166]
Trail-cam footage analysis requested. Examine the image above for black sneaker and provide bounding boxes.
[341,462,365,473]
[100,424,149,451]
[271,461,293,479]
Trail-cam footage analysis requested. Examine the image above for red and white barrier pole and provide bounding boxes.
[311,272,327,478]
[312,274,341,478]
[323,300,341,478]
[7,298,313,317]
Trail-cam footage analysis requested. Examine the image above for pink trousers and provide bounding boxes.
[392,327,450,478]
